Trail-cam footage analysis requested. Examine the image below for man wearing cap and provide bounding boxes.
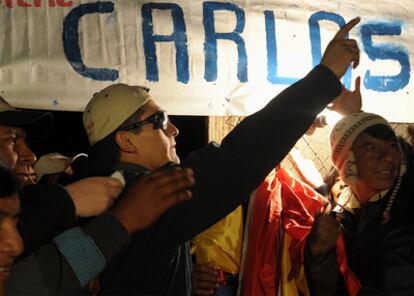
[0,97,51,186]
[305,112,414,295]
[0,96,124,253]
[0,96,194,294]
[79,18,361,295]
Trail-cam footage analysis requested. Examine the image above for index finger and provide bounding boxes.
[354,76,361,91]
[334,17,360,40]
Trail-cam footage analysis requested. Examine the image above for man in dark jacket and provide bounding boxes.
[0,96,194,294]
[80,17,361,295]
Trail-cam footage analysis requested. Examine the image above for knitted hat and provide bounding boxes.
[330,112,393,184]
[83,84,151,145]
[330,112,405,223]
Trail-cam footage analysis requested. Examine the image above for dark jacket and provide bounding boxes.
[99,65,342,295]
[18,184,77,258]
[305,152,414,296]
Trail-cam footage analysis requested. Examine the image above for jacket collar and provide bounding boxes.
[112,162,150,175]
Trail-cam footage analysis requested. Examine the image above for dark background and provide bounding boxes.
[31,111,208,161]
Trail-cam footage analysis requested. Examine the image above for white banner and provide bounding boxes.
[0,0,413,122]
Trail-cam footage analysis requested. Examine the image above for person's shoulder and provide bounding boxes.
[183,142,220,165]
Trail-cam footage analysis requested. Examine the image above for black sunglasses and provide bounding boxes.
[121,110,169,131]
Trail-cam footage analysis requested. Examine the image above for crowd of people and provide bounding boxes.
[0,16,413,296]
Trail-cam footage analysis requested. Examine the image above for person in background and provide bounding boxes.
[306,110,414,295]
[323,166,347,206]
[0,164,23,296]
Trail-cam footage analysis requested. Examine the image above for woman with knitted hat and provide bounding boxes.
[306,111,414,295]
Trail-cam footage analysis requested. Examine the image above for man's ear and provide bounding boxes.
[115,131,136,153]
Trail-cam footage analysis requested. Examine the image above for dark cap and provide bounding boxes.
[0,96,53,142]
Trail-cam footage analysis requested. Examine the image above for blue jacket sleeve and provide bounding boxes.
[8,213,129,294]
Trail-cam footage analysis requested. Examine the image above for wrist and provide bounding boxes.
[110,206,133,234]
[64,184,80,216]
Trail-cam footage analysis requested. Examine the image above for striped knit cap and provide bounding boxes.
[329,112,393,184]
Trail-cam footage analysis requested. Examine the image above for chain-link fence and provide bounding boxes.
[208,116,412,180]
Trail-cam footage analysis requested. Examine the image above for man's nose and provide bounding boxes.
[165,122,179,137]
[1,226,24,258]
[17,142,37,165]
